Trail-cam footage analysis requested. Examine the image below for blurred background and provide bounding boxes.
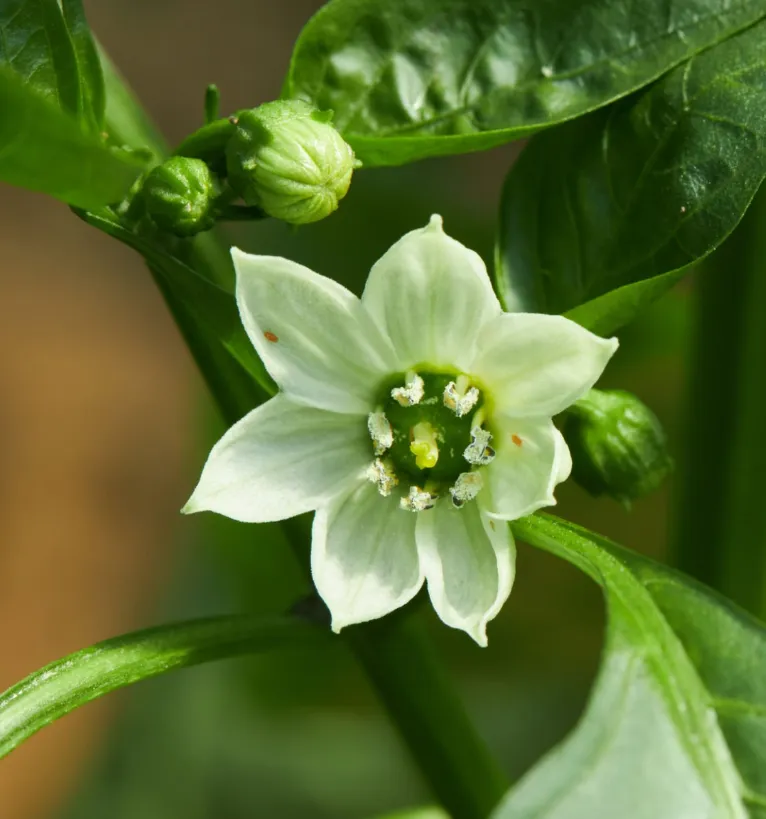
[0,1,690,817]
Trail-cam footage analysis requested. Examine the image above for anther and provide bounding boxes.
[367,410,393,455]
[409,421,439,469]
[391,371,425,407]
[450,471,484,508]
[400,485,438,512]
[464,426,496,465]
[443,376,480,417]
[366,459,398,497]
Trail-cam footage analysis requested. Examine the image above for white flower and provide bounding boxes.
[183,216,618,645]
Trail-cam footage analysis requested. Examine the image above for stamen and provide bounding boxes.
[391,371,425,407]
[366,459,398,497]
[367,410,393,455]
[400,485,438,512]
[464,425,496,465]
[450,471,484,508]
[443,375,480,417]
[409,421,439,469]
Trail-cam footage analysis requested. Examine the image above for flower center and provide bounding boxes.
[366,370,496,510]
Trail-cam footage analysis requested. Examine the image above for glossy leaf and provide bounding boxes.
[493,514,766,819]
[0,0,81,116]
[0,614,326,760]
[285,0,766,166]
[62,0,106,129]
[496,19,766,335]
[0,67,145,207]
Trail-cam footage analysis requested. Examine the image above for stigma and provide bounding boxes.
[410,421,440,469]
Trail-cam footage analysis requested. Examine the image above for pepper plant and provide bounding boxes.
[2,1,766,817]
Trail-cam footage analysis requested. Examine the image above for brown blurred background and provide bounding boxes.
[0,2,687,817]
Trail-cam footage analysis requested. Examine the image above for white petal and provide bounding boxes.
[553,425,573,485]
[183,394,369,523]
[362,215,502,371]
[471,313,618,417]
[312,482,422,632]
[480,417,563,521]
[233,249,397,413]
[416,501,515,646]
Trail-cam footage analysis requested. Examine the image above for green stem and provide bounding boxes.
[0,614,325,761]
[281,518,508,819]
[346,612,508,819]
[716,189,766,617]
[673,186,766,617]
[100,52,508,817]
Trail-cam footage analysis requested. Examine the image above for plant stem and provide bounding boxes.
[346,611,509,819]
[715,190,766,617]
[281,518,508,819]
[101,52,509,817]
[673,187,766,617]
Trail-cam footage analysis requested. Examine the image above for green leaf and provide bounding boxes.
[0,67,146,207]
[0,614,326,761]
[370,810,448,819]
[496,19,766,334]
[61,0,106,129]
[494,514,766,819]
[0,0,81,117]
[285,0,766,166]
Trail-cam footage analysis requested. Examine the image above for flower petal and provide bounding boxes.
[362,215,502,371]
[471,313,618,417]
[183,394,369,523]
[312,482,422,632]
[233,249,397,413]
[416,501,515,646]
[481,417,565,520]
[553,424,573,485]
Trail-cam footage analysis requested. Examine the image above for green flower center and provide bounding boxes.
[366,370,496,510]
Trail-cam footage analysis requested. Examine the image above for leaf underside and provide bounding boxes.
[496,515,766,819]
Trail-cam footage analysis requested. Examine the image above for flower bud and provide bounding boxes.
[563,389,672,504]
[226,100,357,225]
[143,157,217,237]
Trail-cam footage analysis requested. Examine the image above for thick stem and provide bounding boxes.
[716,190,766,617]
[673,186,766,616]
[281,518,508,819]
[346,612,509,819]
[101,52,508,817]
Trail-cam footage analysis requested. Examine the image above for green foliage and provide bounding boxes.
[0,615,325,761]
[61,0,107,130]
[496,19,766,334]
[285,0,766,166]
[0,67,145,207]
[497,515,766,818]
[0,0,144,206]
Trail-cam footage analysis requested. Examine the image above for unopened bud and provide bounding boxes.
[143,157,217,237]
[226,100,357,225]
[563,389,672,504]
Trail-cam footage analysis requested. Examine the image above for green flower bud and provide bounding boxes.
[563,389,673,504]
[143,157,217,237]
[226,100,357,225]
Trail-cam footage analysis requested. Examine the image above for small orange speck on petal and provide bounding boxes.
[264,331,279,342]
[511,434,523,447]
